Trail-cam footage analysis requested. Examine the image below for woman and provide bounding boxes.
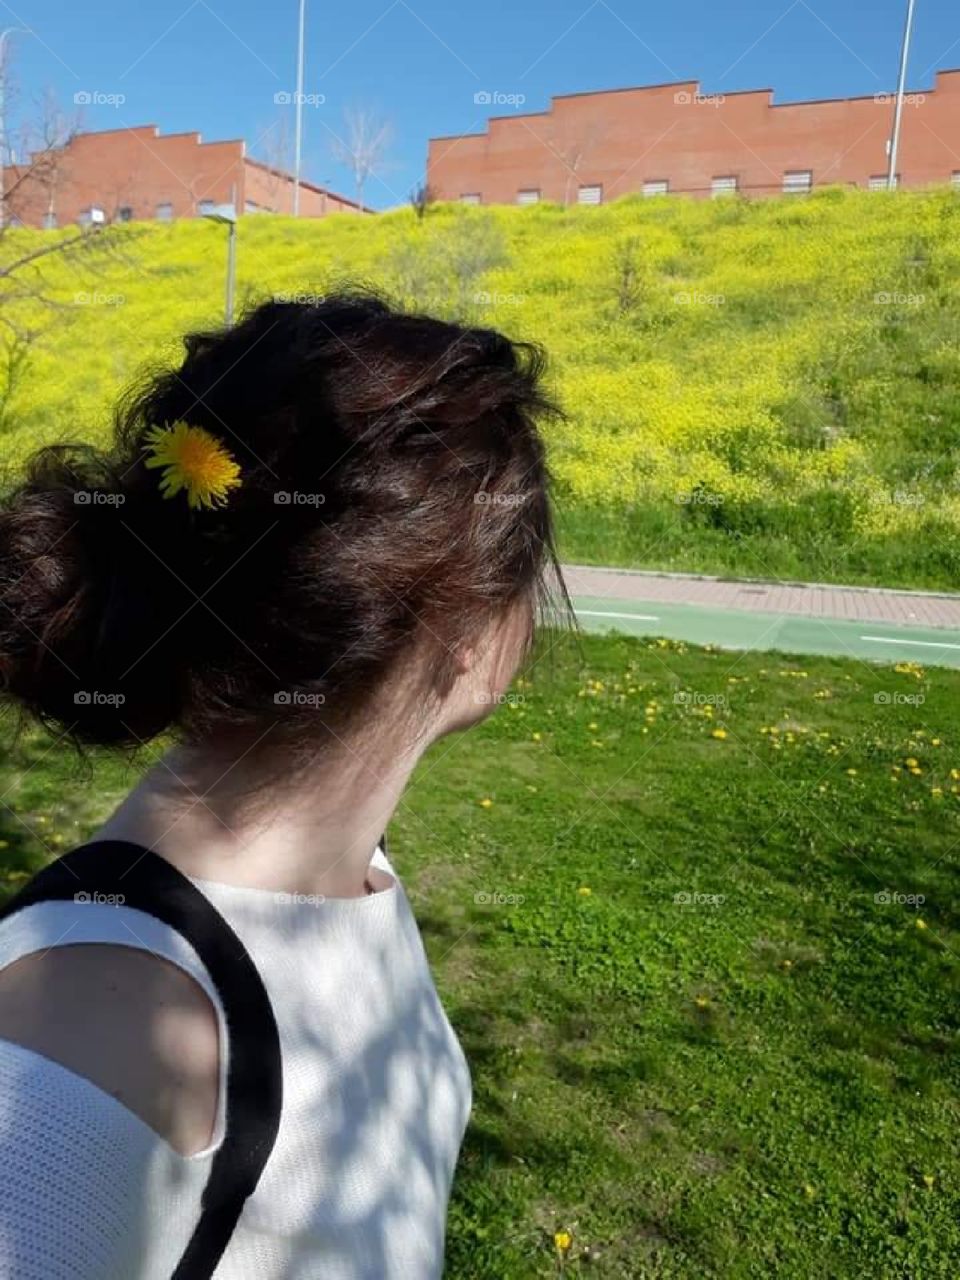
[0,294,563,1279]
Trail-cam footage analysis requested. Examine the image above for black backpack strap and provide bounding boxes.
[0,841,283,1280]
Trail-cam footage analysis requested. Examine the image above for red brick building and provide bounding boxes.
[428,70,960,205]
[4,125,366,228]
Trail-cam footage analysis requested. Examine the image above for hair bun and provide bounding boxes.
[0,446,194,743]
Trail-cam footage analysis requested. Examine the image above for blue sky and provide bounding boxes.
[4,0,959,208]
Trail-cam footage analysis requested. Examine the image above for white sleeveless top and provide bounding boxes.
[0,848,472,1279]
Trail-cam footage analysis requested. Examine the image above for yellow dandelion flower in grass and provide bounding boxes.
[531,732,542,742]
[923,1174,935,1189]
[144,422,242,510]
[577,886,592,896]
[711,728,728,740]
[479,797,494,809]
[916,918,928,930]
[554,1231,572,1253]
[905,757,919,769]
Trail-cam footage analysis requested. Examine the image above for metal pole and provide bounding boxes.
[887,0,918,189]
[293,0,306,215]
[225,183,237,324]
[225,220,236,323]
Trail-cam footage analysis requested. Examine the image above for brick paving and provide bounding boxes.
[561,565,960,631]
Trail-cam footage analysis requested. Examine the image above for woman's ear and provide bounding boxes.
[451,643,476,677]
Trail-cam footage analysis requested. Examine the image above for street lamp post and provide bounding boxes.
[202,201,238,326]
[293,0,306,215]
[887,0,918,190]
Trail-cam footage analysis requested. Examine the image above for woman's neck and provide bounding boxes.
[94,730,426,898]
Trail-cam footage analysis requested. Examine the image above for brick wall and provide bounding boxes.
[428,70,960,204]
[243,159,364,216]
[4,125,365,226]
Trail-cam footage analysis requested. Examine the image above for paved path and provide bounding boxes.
[562,564,960,668]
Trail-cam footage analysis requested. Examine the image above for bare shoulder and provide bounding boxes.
[0,943,221,1156]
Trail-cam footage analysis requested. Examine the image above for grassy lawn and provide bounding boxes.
[1,631,958,1275]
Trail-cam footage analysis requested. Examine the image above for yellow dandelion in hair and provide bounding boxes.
[144,422,242,510]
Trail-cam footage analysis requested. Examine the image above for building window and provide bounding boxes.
[156,201,174,221]
[869,174,898,190]
[41,211,57,230]
[77,205,106,226]
[783,170,812,194]
[516,188,540,205]
[117,206,133,222]
[578,183,603,205]
[711,175,738,198]
[643,180,670,197]
[952,172,960,188]
[197,199,216,216]
[244,199,266,213]
[459,193,481,205]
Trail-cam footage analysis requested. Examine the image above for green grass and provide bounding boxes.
[1,631,959,1275]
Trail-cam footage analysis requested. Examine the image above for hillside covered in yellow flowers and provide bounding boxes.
[3,187,960,587]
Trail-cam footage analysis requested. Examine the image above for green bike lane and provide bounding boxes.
[570,595,960,669]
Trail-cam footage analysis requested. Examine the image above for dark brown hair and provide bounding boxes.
[0,292,564,748]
